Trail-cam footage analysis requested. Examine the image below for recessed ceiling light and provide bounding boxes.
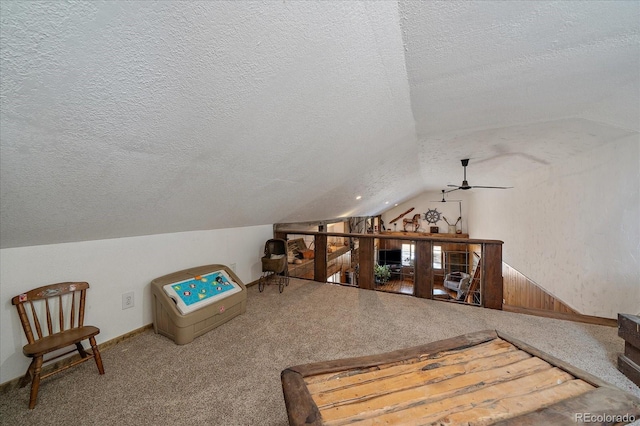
[394,203,398,206]
[356,195,362,200]
[385,201,389,204]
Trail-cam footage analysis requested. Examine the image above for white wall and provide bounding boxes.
[0,224,273,384]
[469,136,640,319]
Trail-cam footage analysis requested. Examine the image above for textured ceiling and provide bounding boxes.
[1,1,638,248]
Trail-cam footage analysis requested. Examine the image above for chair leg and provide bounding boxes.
[28,356,43,409]
[89,337,105,375]
[19,359,36,388]
[75,342,89,358]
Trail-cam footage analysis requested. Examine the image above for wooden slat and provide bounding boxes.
[493,386,640,426]
[70,291,76,329]
[311,349,533,410]
[47,299,54,334]
[318,356,561,423]
[305,338,516,391]
[288,330,498,378]
[497,331,611,388]
[30,301,43,339]
[430,379,594,426]
[58,295,64,332]
[322,365,579,425]
[78,288,86,327]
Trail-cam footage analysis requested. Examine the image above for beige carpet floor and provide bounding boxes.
[1,278,638,425]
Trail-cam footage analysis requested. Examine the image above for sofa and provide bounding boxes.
[443,271,471,300]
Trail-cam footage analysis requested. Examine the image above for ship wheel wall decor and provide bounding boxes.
[424,209,441,225]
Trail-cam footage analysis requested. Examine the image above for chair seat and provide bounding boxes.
[23,326,100,357]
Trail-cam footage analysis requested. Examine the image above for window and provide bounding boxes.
[433,245,443,269]
[402,243,443,268]
[401,243,414,266]
[327,271,340,283]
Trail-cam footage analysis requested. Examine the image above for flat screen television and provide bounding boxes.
[378,249,402,266]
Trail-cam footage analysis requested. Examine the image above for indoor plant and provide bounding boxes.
[374,264,391,284]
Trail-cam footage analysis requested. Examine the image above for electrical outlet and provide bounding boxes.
[230,263,237,272]
[122,291,134,310]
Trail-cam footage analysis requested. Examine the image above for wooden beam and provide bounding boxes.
[358,238,375,290]
[503,305,617,327]
[414,240,432,299]
[314,233,327,283]
[482,243,503,310]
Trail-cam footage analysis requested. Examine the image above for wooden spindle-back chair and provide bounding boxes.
[11,282,105,408]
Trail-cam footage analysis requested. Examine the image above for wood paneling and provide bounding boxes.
[502,263,577,314]
[377,238,402,250]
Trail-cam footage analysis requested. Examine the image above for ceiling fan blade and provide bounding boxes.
[470,185,513,189]
[447,158,512,192]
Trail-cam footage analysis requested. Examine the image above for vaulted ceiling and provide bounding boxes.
[1,1,638,248]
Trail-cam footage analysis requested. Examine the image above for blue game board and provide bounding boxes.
[163,270,242,315]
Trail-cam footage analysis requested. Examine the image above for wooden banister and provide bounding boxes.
[277,229,504,310]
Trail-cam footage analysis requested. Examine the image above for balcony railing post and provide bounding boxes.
[359,236,375,290]
[482,243,503,309]
[314,233,328,283]
[414,240,433,298]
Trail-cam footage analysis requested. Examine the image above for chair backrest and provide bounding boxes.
[11,282,90,345]
[264,239,287,257]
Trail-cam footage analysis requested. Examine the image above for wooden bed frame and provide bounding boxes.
[281,330,640,425]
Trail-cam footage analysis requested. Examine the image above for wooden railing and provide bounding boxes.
[275,230,504,310]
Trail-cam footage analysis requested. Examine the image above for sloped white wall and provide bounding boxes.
[468,136,639,319]
[0,1,420,249]
[0,225,272,384]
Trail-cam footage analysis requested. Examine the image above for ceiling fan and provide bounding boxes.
[431,189,461,203]
[445,159,512,193]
